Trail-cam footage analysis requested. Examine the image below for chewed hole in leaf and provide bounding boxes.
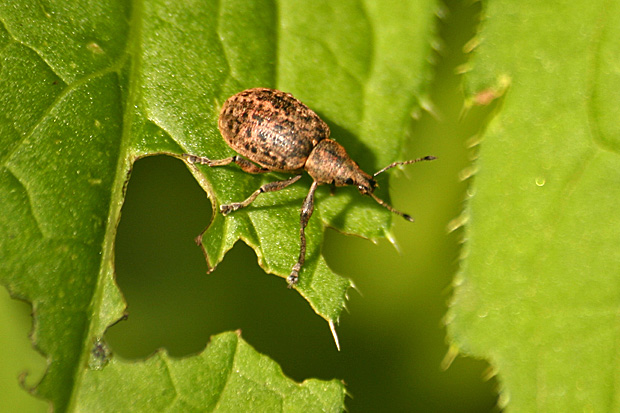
[0,289,48,411]
[105,155,342,378]
[106,155,214,358]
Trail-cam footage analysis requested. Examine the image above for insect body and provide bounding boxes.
[184,88,435,286]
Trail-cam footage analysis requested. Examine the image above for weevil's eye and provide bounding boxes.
[358,178,377,194]
[345,178,354,185]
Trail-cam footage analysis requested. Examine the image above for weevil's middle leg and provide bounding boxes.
[220,175,303,215]
[288,180,319,286]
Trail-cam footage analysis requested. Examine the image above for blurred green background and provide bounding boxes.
[1,0,500,411]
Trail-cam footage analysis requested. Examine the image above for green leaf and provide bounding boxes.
[447,0,620,410]
[182,0,438,321]
[74,331,345,412]
[0,0,437,410]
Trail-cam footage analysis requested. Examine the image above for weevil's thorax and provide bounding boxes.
[305,139,376,193]
[218,88,330,172]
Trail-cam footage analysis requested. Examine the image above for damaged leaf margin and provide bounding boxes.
[0,0,437,410]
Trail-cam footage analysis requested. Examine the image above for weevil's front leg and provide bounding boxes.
[220,175,303,215]
[183,153,270,174]
[288,180,319,286]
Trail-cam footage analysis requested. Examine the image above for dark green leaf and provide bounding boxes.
[0,0,436,410]
[74,332,345,412]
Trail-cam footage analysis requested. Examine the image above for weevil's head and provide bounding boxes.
[305,139,414,222]
[354,176,377,195]
[305,139,375,190]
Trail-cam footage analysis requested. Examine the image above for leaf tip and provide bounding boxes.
[458,164,479,182]
[440,344,460,370]
[329,320,341,351]
[349,280,363,298]
[482,364,498,381]
[446,213,469,233]
[466,74,511,108]
[419,97,441,120]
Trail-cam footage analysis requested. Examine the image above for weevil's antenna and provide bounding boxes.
[373,155,436,177]
[369,192,414,222]
[370,155,435,221]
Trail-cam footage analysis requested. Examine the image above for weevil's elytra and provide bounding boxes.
[219,89,330,172]
[183,88,435,286]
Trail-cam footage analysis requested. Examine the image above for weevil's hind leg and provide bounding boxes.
[231,156,272,174]
[288,181,319,287]
[220,175,303,215]
[183,153,271,174]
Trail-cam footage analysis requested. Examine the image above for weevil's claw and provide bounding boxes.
[287,261,302,287]
[220,204,240,215]
[183,153,214,165]
[287,271,299,288]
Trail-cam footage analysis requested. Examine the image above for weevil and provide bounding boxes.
[184,88,435,286]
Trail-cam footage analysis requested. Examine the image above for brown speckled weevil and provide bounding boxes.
[184,88,435,286]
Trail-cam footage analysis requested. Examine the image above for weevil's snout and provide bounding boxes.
[357,178,377,195]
